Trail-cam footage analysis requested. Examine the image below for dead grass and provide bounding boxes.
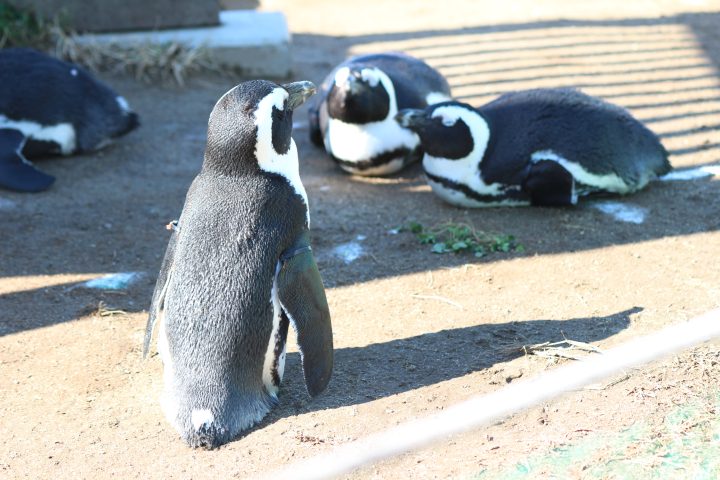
[52,28,225,85]
[522,338,604,360]
[1,4,227,85]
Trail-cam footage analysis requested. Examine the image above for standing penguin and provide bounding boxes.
[0,48,139,192]
[309,52,451,176]
[396,88,671,207]
[144,80,333,449]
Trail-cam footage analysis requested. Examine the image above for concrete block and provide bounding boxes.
[75,11,292,78]
[220,0,260,9]
[7,0,220,33]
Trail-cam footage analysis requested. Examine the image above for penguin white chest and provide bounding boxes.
[262,262,287,398]
[423,154,529,207]
[0,114,77,155]
[325,116,419,165]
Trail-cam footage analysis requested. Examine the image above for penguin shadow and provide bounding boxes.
[258,307,638,429]
[0,278,151,336]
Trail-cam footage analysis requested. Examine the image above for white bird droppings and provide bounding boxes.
[0,197,18,210]
[592,201,647,224]
[660,165,720,181]
[333,242,365,264]
[83,272,143,290]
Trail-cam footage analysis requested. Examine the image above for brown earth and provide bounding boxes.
[2,1,720,478]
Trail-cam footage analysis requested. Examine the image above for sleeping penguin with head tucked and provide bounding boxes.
[144,79,333,449]
[396,88,671,207]
[0,48,139,192]
[309,52,451,176]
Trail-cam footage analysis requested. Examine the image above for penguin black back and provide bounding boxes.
[397,88,670,207]
[0,48,139,156]
[478,88,670,188]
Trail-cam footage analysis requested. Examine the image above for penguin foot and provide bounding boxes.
[523,159,577,206]
[186,423,227,450]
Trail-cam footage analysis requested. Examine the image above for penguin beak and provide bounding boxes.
[395,109,430,132]
[283,81,317,110]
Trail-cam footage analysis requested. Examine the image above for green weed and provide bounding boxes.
[0,3,55,49]
[401,221,523,257]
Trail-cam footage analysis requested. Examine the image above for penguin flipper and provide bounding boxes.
[0,128,55,193]
[522,159,577,206]
[144,222,179,358]
[277,237,333,397]
[308,101,328,147]
[308,104,323,147]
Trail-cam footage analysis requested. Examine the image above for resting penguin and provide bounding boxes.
[0,48,139,192]
[396,88,671,207]
[309,52,452,176]
[144,80,333,449]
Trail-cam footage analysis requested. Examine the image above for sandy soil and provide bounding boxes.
[2,1,720,478]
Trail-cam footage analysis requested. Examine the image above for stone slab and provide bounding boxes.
[220,0,260,10]
[75,11,293,78]
[7,0,220,33]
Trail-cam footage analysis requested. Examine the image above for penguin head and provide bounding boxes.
[66,63,140,150]
[326,65,396,124]
[396,101,490,163]
[204,80,316,177]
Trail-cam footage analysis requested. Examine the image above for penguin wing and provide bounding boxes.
[277,238,333,397]
[143,222,179,358]
[308,99,329,148]
[0,128,55,192]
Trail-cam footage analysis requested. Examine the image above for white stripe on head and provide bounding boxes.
[254,87,310,225]
[333,67,352,88]
[359,68,381,87]
[422,105,501,202]
[116,96,131,113]
[425,92,452,105]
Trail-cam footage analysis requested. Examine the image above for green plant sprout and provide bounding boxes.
[401,221,523,257]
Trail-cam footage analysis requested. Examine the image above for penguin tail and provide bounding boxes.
[171,388,276,449]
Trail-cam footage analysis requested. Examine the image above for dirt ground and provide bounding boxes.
[2,1,720,478]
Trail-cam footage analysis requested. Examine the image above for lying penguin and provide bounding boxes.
[0,48,140,192]
[396,88,671,207]
[144,80,333,449]
[309,52,451,176]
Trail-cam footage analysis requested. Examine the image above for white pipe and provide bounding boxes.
[263,308,720,480]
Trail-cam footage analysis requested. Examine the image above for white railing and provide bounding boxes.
[264,308,720,480]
